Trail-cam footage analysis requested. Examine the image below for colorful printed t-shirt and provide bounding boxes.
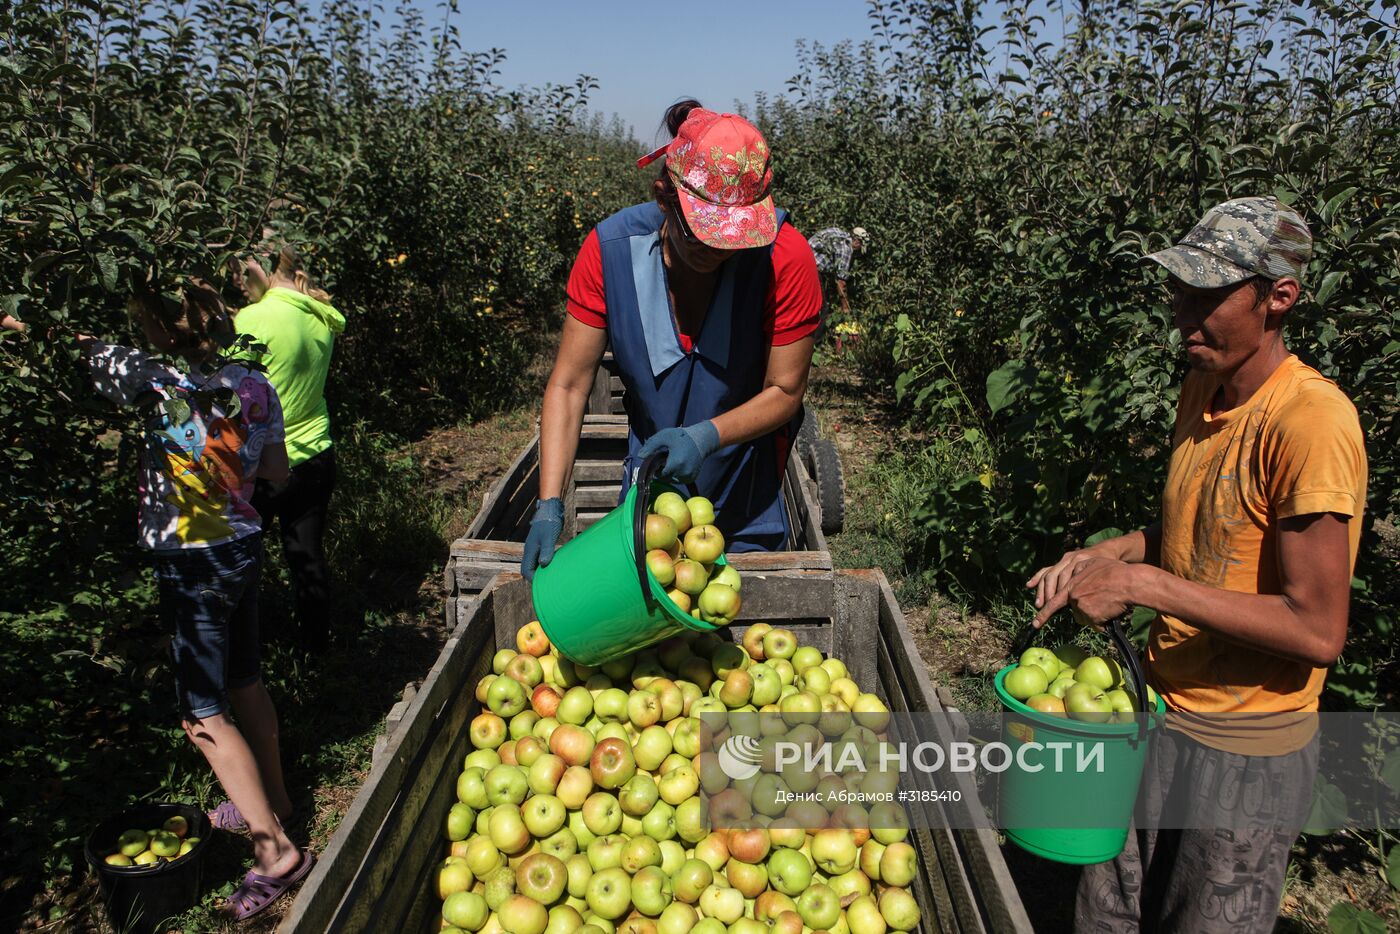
[233,287,344,466]
[565,222,822,351]
[85,342,285,551]
[808,227,855,279]
[1148,355,1367,751]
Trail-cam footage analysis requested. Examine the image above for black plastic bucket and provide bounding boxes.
[85,802,212,934]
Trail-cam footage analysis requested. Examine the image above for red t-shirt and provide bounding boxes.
[565,222,822,352]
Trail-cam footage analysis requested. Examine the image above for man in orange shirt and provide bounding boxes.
[1028,197,1367,932]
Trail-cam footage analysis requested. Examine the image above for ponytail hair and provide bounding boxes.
[271,244,333,305]
[656,98,704,199]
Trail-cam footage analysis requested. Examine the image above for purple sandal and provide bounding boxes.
[224,849,315,921]
[208,800,296,834]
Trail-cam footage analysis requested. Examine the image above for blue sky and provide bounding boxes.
[398,1,879,143]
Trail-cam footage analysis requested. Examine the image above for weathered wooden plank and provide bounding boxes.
[463,437,540,539]
[574,486,622,509]
[726,550,833,572]
[450,539,524,561]
[587,364,612,416]
[278,587,499,933]
[582,413,629,426]
[573,460,621,482]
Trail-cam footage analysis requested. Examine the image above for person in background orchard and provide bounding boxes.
[807,225,868,324]
[76,282,311,920]
[521,99,823,579]
[231,244,345,654]
[1028,198,1367,933]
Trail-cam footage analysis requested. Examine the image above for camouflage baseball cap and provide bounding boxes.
[1146,196,1312,288]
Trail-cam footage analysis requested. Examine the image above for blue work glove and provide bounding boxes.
[637,421,721,483]
[521,497,564,581]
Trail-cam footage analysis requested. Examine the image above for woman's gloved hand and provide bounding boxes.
[521,497,564,581]
[637,421,720,483]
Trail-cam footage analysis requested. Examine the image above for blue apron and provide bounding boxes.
[597,203,802,552]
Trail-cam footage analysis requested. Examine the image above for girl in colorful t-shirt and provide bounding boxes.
[79,282,312,919]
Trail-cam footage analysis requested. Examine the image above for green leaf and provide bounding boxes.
[1326,903,1386,934]
[1302,777,1348,836]
[986,360,1030,414]
[1386,845,1400,892]
[1380,748,1400,795]
[161,399,191,426]
[1321,187,1357,223]
[1085,528,1125,546]
[1315,271,1344,307]
[96,253,118,292]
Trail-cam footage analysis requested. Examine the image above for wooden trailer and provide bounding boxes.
[278,571,1032,934]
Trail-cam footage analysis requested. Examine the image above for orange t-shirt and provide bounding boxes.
[1147,355,1367,752]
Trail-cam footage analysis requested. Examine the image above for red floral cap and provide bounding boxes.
[637,109,777,250]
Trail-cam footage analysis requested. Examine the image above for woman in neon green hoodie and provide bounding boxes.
[232,245,346,653]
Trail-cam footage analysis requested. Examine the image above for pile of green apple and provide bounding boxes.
[644,493,743,627]
[1003,645,1158,722]
[101,815,200,868]
[437,619,918,933]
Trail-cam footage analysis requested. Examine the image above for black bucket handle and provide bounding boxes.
[631,451,672,605]
[1013,615,1152,744]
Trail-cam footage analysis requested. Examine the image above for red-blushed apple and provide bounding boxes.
[741,622,771,660]
[671,559,708,596]
[556,765,593,808]
[652,492,693,535]
[725,856,769,897]
[725,821,772,864]
[590,737,637,790]
[646,512,680,552]
[859,838,886,881]
[531,684,562,719]
[646,549,677,587]
[1027,693,1067,714]
[665,588,692,614]
[682,525,724,564]
[515,734,547,767]
[516,852,567,904]
[693,832,729,872]
[517,620,552,657]
[497,893,548,932]
[646,678,685,721]
[528,754,566,796]
[506,653,545,689]
[549,724,596,767]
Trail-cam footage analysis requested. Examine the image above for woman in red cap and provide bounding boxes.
[522,99,822,578]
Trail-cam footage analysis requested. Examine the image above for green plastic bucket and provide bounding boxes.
[532,453,721,665]
[994,619,1165,864]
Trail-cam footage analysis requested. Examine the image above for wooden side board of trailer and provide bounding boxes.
[279,571,1031,934]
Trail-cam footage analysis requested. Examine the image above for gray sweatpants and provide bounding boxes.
[1075,727,1318,933]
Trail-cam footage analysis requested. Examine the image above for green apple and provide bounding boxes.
[790,645,823,675]
[582,792,623,836]
[712,564,742,593]
[161,815,189,839]
[488,803,532,854]
[646,513,679,552]
[177,838,199,857]
[682,525,724,564]
[697,583,741,626]
[653,492,693,535]
[148,830,180,858]
[685,496,716,528]
[557,765,594,809]
[540,826,579,860]
[1064,682,1113,722]
[488,676,529,718]
[470,712,508,750]
[879,840,917,886]
[625,691,662,730]
[657,764,699,805]
[585,866,632,920]
[486,764,529,806]
[1002,663,1049,700]
[104,853,133,867]
[1046,677,1074,699]
[746,663,781,707]
[117,829,149,858]
[846,894,886,934]
[779,690,821,726]
[619,773,660,817]
[498,893,549,933]
[671,717,702,759]
[1019,647,1061,680]
[438,857,476,899]
[517,852,567,905]
[698,884,744,924]
[555,686,594,726]
[446,802,476,841]
[493,649,519,675]
[671,857,712,903]
[510,710,541,741]
[621,835,662,873]
[506,653,545,689]
[522,794,566,838]
[879,886,922,931]
[642,800,677,841]
[587,833,627,871]
[443,890,489,930]
[810,828,858,875]
[566,852,594,898]
[1107,688,1137,715]
[796,884,841,930]
[1053,643,1089,670]
[630,864,674,916]
[465,835,503,877]
[761,628,796,661]
[633,725,673,771]
[1075,656,1117,691]
[657,902,698,934]
[765,847,812,896]
[484,865,517,910]
[674,797,706,844]
[545,904,585,934]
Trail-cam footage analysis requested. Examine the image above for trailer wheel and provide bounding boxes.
[796,404,819,468]
[811,438,845,535]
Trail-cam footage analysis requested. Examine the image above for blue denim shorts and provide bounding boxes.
[152,534,263,719]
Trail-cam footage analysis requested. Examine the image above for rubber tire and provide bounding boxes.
[810,438,845,535]
[796,404,819,470]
